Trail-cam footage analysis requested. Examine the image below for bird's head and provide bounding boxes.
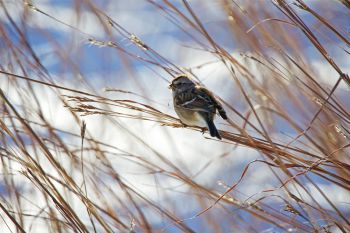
[169,75,195,91]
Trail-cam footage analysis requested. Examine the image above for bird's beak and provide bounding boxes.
[168,83,174,90]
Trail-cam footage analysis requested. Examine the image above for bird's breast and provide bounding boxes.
[174,106,207,127]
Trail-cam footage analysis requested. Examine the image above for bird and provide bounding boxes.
[169,75,227,140]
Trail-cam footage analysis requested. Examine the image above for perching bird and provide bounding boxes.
[169,75,227,139]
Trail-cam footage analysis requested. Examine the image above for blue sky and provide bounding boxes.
[0,0,349,232]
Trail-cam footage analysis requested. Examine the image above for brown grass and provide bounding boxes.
[0,0,349,232]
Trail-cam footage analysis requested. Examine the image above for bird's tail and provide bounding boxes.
[217,105,227,120]
[206,120,222,140]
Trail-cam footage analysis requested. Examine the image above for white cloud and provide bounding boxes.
[1,0,349,232]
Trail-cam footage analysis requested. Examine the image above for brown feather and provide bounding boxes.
[171,75,227,139]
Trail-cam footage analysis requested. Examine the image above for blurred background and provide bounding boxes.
[0,0,349,232]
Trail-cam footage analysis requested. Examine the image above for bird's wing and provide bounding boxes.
[175,86,227,119]
[175,89,215,114]
[194,86,228,119]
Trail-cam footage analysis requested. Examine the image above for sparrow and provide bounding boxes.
[169,75,227,140]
